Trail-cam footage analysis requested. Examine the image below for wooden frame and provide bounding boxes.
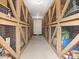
[1,0,79,59]
[0,0,32,59]
[43,0,79,59]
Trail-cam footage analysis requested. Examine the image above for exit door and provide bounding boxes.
[33,20,42,34]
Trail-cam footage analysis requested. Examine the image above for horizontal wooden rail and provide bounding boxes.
[0,12,26,25]
[50,13,79,26]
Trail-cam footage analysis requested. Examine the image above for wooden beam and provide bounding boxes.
[26,7,28,20]
[0,36,16,58]
[55,0,61,20]
[48,0,55,10]
[8,0,17,18]
[16,0,22,18]
[0,18,16,26]
[50,13,79,25]
[52,4,55,18]
[16,0,26,44]
[61,0,70,18]
[0,0,7,6]
[20,26,26,43]
[48,9,52,23]
[9,0,26,43]
[49,25,52,44]
[22,3,27,22]
[0,12,26,26]
[55,0,62,59]
[25,8,29,43]
[60,19,79,26]
[56,24,62,55]
[62,34,79,54]
[8,0,27,59]
[0,12,17,23]
[16,26,20,59]
[61,13,79,22]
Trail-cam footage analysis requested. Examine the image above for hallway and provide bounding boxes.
[20,36,59,59]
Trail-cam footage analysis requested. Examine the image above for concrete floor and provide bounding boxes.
[20,36,59,59]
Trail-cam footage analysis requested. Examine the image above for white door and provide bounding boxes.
[33,20,42,34]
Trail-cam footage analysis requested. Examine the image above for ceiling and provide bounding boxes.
[23,0,53,19]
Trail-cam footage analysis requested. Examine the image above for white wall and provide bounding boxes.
[33,19,42,34]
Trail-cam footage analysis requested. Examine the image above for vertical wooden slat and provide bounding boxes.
[48,9,52,23]
[16,0,22,18]
[48,8,52,43]
[55,0,61,20]
[57,24,62,55]
[16,0,22,58]
[26,7,28,23]
[55,0,62,58]
[9,0,27,58]
[26,8,29,44]
[16,26,20,59]
[49,25,52,44]
[52,5,55,18]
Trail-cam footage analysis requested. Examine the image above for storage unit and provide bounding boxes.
[1,0,79,59]
[42,0,79,59]
[0,0,32,59]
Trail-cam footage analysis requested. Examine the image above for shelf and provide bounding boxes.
[0,12,26,27]
[0,25,16,51]
[44,0,79,58]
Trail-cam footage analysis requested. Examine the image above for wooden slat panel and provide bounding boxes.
[0,36,16,58]
[62,34,79,54]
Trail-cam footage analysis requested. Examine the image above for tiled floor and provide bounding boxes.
[20,36,59,59]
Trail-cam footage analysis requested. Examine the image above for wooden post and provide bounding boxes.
[16,26,20,59]
[56,24,62,55]
[49,25,52,44]
[26,8,29,44]
[48,8,52,43]
[55,0,61,21]
[16,0,22,58]
[55,0,62,58]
